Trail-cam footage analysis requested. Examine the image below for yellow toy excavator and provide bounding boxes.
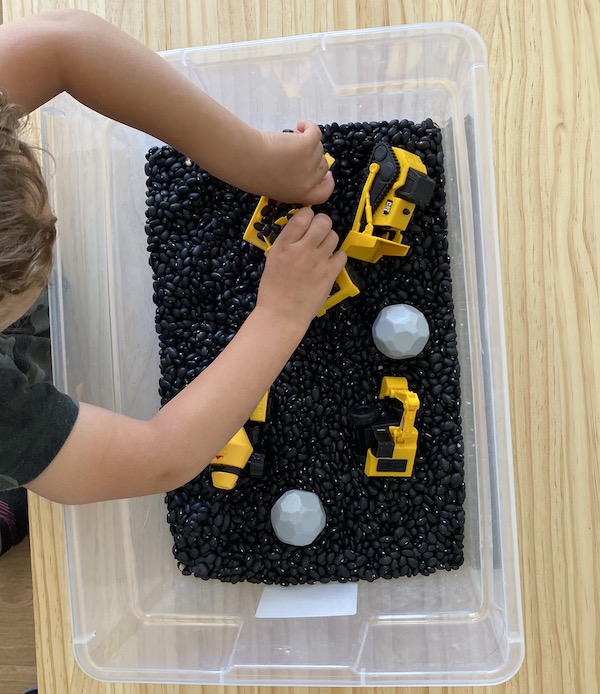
[243,143,435,316]
[209,391,269,490]
[349,376,421,478]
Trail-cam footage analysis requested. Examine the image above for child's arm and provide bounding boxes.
[25,210,347,504]
[0,9,333,204]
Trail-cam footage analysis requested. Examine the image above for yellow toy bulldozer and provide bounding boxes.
[340,143,436,263]
[243,143,435,316]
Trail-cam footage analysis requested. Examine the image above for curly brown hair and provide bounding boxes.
[0,89,56,303]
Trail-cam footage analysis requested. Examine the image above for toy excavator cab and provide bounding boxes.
[209,391,270,491]
[349,376,420,478]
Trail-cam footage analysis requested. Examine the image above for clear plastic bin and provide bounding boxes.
[41,22,523,686]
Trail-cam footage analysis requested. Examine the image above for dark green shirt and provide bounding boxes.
[0,292,79,490]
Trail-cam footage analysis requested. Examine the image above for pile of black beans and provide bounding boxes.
[145,118,465,585]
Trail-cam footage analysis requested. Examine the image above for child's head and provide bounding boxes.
[0,90,56,317]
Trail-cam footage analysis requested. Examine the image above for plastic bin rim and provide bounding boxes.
[157,22,488,65]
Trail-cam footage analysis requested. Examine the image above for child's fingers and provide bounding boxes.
[275,207,315,243]
[295,119,318,137]
[330,250,348,273]
[297,119,325,148]
[317,227,340,255]
[316,153,330,176]
[299,171,335,205]
[295,120,308,134]
[277,210,334,248]
[296,120,327,167]
[302,212,333,247]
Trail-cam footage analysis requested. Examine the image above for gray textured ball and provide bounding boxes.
[372,304,430,359]
[271,489,326,546]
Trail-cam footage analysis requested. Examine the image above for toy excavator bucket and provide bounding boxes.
[243,153,335,253]
[317,267,361,316]
[341,228,410,263]
[243,199,290,252]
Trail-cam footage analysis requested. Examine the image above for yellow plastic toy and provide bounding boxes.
[341,144,435,263]
[209,391,269,490]
[317,267,361,317]
[243,153,336,252]
[242,143,434,317]
[363,376,420,478]
[243,153,360,316]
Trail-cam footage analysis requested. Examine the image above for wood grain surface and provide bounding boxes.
[0,540,37,694]
[2,1,599,693]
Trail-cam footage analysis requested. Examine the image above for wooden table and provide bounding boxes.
[3,0,598,692]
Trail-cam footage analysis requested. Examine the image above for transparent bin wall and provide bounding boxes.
[41,23,523,687]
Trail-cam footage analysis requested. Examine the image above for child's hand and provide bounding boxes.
[257,121,335,205]
[256,208,347,326]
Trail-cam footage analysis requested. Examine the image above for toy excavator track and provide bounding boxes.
[367,143,401,211]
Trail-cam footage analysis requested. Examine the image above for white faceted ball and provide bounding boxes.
[372,304,430,359]
[270,489,326,546]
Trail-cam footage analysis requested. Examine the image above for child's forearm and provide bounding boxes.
[0,9,333,202]
[24,211,344,504]
[52,11,263,189]
[26,305,311,503]
[145,306,309,490]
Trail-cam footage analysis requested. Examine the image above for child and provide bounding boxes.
[0,9,346,511]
